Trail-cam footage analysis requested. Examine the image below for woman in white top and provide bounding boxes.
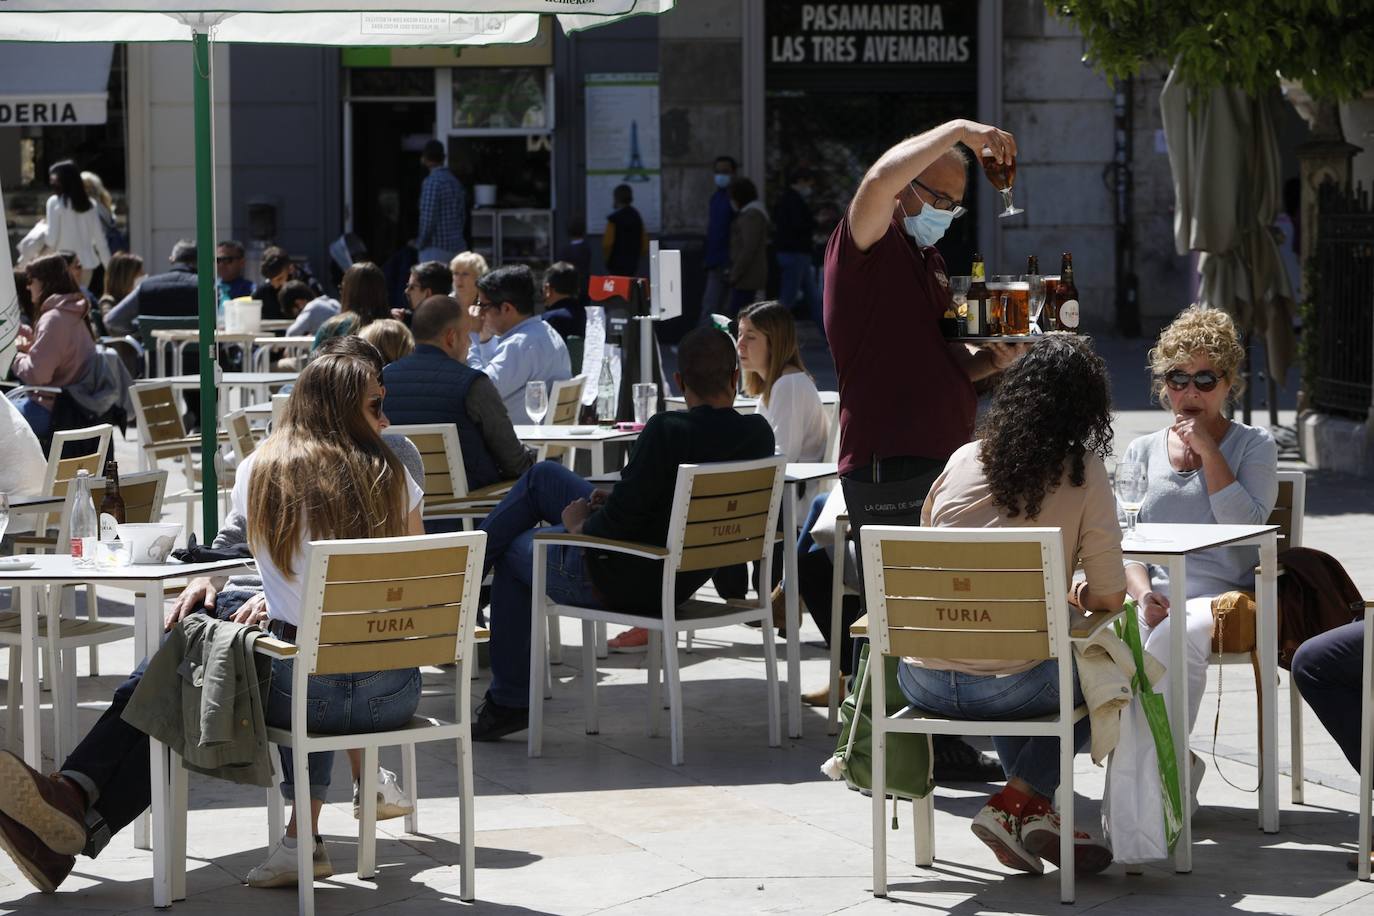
[232,351,426,888]
[44,161,110,289]
[737,300,828,464]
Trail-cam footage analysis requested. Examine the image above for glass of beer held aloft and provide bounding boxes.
[981,145,1024,219]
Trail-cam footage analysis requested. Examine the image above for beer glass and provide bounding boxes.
[1001,281,1031,335]
[1023,274,1046,332]
[984,280,1007,336]
[981,147,1024,218]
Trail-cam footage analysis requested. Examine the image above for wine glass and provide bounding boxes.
[1114,462,1148,537]
[981,146,1024,219]
[1024,273,1046,333]
[525,380,548,426]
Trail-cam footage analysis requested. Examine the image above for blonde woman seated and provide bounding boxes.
[236,351,425,887]
[359,317,416,366]
[907,335,1124,876]
[1121,306,1277,768]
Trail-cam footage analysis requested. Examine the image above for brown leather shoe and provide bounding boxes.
[0,751,87,855]
[771,584,788,635]
[0,809,74,893]
[802,675,847,707]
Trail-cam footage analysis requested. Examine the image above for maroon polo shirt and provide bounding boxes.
[822,215,976,477]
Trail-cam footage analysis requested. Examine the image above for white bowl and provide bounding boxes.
[116,523,182,565]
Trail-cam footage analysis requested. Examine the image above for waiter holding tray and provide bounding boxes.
[822,118,1030,780]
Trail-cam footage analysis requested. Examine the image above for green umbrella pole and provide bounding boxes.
[193,30,219,538]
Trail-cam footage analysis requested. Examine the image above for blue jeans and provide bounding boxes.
[14,395,53,439]
[265,662,422,801]
[897,661,1089,798]
[776,251,822,332]
[479,462,603,708]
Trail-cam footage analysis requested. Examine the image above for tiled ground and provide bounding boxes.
[2,332,1371,914]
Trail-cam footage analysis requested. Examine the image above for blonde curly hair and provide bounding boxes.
[1148,304,1246,408]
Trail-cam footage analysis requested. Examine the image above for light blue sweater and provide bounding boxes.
[1122,422,1278,599]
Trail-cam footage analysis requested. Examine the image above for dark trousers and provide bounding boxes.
[795,492,862,677]
[59,593,248,852]
[1291,620,1364,772]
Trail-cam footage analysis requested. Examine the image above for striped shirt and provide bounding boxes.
[417,166,467,252]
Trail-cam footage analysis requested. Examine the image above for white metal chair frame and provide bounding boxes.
[128,382,226,532]
[2,471,168,762]
[386,423,515,528]
[860,525,1122,905]
[528,455,787,766]
[175,531,487,915]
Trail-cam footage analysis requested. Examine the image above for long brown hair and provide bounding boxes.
[104,252,144,303]
[25,254,79,305]
[738,300,808,405]
[246,353,407,576]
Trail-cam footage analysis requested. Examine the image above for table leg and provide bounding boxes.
[1258,533,1279,833]
[592,444,608,659]
[133,589,155,850]
[57,587,79,764]
[783,484,801,739]
[141,585,175,908]
[1168,556,1191,874]
[19,586,42,769]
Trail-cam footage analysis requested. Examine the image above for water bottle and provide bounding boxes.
[597,351,617,425]
[70,470,98,568]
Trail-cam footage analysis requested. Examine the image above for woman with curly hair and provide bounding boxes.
[1121,306,1277,750]
[900,334,1126,877]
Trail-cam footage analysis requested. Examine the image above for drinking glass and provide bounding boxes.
[949,275,971,318]
[524,380,548,425]
[1114,462,1148,536]
[981,147,1024,218]
[632,382,658,425]
[0,492,8,544]
[1023,273,1046,332]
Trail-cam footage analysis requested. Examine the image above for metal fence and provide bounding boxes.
[1313,183,1374,421]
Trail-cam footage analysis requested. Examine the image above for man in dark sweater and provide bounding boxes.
[473,328,775,740]
[382,296,534,513]
[539,260,586,341]
[103,239,199,336]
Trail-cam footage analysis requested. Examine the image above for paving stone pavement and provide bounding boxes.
[1,333,1371,914]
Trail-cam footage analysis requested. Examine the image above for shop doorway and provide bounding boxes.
[348,101,433,272]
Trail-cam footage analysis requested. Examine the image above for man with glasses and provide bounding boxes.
[823,119,1029,783]
[215,240,253,300]
[467,265,571,424]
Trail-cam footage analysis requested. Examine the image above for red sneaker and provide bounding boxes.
[970,798,1043,874]
[1020,807,1113,875]
[608,627,650,653]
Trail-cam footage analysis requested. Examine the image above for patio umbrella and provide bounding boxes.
[0,0,671,534]
[1160,66,1296,416]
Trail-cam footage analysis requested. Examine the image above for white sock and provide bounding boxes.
[281,835,296,849]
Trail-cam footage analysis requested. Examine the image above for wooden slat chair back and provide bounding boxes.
[529,455,787,765]
[387,423,514,530]
[225,408,259,462]
[26,424,113,536]
[1269,470,1304,552]
[250,530,486,913]
[57,471,170,548]
[131,384,191,455]
[542,375,586,465]
[859,525,1102,905]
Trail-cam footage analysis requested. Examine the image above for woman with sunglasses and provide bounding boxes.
[1121,305,1278,752]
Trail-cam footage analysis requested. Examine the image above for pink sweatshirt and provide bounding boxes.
[13,293,96,409]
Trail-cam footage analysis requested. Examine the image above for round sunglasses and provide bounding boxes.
[1163,369,1225,392]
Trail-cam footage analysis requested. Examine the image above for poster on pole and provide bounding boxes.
[0,177,21,378]
[584,72,660,235]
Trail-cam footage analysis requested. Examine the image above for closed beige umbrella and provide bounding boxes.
[1160,66,1296,389]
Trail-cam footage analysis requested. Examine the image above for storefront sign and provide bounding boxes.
[584,73,661,235]
[0,96,107,126]
[767,2,975,68]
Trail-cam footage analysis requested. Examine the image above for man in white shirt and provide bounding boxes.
[467,265,572,424]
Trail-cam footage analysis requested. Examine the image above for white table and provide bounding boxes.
[0,554,253,907]
[161,371,297,418]
[514,425,640,476]
[250,335,314,372]
[780,462,839,738]
[1121,522,1280,872]
[151,329,259,377]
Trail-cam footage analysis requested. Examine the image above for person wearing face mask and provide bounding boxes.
[700,155,738,324]
[774,166,823,334]
[823,119,1028,783]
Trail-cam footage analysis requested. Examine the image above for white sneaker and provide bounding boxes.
[353,767,415,821]
[246,836,333,888]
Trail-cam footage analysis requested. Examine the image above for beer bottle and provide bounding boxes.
[99,457,126,542]
[1052,252,1080,331]
[1026,254,1040,276]
[966,253,988,337]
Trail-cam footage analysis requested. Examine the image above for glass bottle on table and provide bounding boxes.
[71,471,98,568]
[597,354,617,426]
[966,253,988,337]
[1050,252,1080,331]
[99,458,125,542]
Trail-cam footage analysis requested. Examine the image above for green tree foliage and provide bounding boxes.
[1050,0,1374,101]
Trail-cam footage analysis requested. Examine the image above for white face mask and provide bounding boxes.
[900,198,956,247]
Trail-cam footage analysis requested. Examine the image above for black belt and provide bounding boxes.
[267,619,297,642]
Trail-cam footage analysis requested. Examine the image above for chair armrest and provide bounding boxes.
[531,531,670,561]
[849,612,869,637]
[4,385,62,403]
[474,627,490,643]
[1068,607,1125,640]
[467,480,517,499]
[253,635,297,657]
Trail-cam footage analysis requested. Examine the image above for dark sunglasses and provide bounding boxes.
[1164,369,1225,392]
[366,396,384,420]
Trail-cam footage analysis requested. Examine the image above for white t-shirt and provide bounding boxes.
[756,370,828,463]
[232,452,424,627]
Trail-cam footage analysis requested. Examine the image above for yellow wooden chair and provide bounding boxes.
[858,525,1123,905]
[528,455,787,765]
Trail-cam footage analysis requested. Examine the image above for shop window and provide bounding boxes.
[349,68,434,97]
[452,67,550,131]
[447,135,552,209]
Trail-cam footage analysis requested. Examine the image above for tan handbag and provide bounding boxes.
[1210,590,1257,654]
